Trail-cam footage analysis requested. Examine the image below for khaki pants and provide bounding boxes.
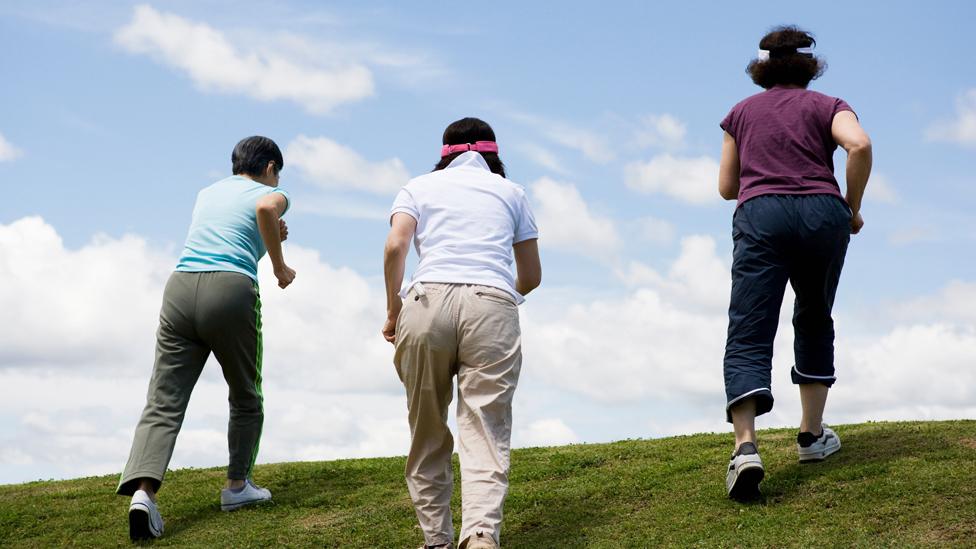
[394,283,522,547]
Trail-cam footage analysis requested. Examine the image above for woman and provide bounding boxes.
[383,117,542,549]
[117,136,296,539]
[718,27,872,500]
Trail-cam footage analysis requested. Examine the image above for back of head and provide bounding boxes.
[232,136,284,178]
[746,25,827,89]
[433,117,507,178]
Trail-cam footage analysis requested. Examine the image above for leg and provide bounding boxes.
[394,284,459,547]
[196,273,265,483]
[118,273,210,496]
[730,398,757,450]
[789,195,850,426]
[799,383,829,433]
[723,198,791,423]
[456,286,522,546]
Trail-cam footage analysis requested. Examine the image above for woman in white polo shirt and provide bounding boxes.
[383,117,542,549]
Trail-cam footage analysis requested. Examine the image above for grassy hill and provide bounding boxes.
[1,420,974,548]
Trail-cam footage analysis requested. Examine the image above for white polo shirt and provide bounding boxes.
[390,151,539,304]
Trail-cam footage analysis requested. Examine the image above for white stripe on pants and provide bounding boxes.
[394,283,521,547]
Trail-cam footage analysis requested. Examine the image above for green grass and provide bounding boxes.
[2,420,975,548]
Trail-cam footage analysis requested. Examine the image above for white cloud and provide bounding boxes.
[869,173,899,204]
[624,153,720,205]
[515,419,579,447]
[0,132,23,162]
[888,226,938,246]
[4,217,976,484]
[636,216,675,244]
[507,112,614,163]
[634,114,687,150]
[285,135,410,195]
[114,5,374,114]
[0,216,405,483]
[926,88,976,147]
[894,280,976,324]
[517,142,569,174]
[0,217,171,369]
[530,177,621,260]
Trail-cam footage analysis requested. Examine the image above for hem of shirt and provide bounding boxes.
[514,232,539,244]
[174,266,259,283]
[737,189,846,208]
[390,207,418,222]
[401,278,524,304]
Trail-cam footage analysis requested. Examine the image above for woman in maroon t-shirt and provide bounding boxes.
[718,26,873,500]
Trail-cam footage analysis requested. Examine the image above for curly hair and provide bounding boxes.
[746,26,827,89]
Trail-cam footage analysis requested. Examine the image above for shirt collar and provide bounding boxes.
[446,150,490,171]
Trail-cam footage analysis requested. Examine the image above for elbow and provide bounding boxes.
[523,271,542,293]
[383,239,408,260]
[718,176,739,201]
[847,139,872,156]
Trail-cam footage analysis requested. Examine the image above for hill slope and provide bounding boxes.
[1,420,975,548]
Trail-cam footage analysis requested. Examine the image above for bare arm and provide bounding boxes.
[382,213,417,343]
[718,131,741,201]
[513,238,542,296]
[256,193,295,288]
[831,110,872,234]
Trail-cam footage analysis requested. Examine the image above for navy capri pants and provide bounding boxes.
[723,194,851,422]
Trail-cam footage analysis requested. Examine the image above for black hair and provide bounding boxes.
[433,117,506,178]
[746,25,827,89]
[232,136,284,177]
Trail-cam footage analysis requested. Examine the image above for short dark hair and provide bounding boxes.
[433,117,506,178]
[746,26,827,89]
[232,136,283,177]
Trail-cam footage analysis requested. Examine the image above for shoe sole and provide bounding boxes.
[220,498,271,512]
[727,462,765,500]
[128,505,159,540]
[798,440,842,463]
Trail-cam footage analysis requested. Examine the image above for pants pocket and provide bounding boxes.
[475,290,517,307]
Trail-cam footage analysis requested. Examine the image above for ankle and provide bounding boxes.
[799,421,823,435]
[136,479,157,500]
[226,478,246,490]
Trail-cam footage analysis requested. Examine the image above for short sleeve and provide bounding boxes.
[513,189,539,243]
[271,188,291,215]
[832,98,857,120]
[390,187,419,223]
[720,107,737,138]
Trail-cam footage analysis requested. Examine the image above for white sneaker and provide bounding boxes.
[726,442,764,500]
[220,479,272,511]
[128,489,163,540]
[797,424,841,463]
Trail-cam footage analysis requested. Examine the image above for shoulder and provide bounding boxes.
[803,89,843,103]
[729,90,769,112]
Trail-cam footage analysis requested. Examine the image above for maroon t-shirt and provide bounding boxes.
[720,86,855,206]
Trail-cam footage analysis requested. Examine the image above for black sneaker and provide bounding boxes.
[726,442,764,500]
[797,424,841,463]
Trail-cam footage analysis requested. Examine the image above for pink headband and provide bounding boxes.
[440,141,499,157]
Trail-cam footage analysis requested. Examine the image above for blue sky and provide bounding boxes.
[1,1,975,484]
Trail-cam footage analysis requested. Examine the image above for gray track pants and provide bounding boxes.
[117,271,264,495]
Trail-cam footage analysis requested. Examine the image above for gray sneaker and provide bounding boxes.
[797,424,841,463]
[220,479,272,511]
[129,489,163,540]
[726,442,764,500]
